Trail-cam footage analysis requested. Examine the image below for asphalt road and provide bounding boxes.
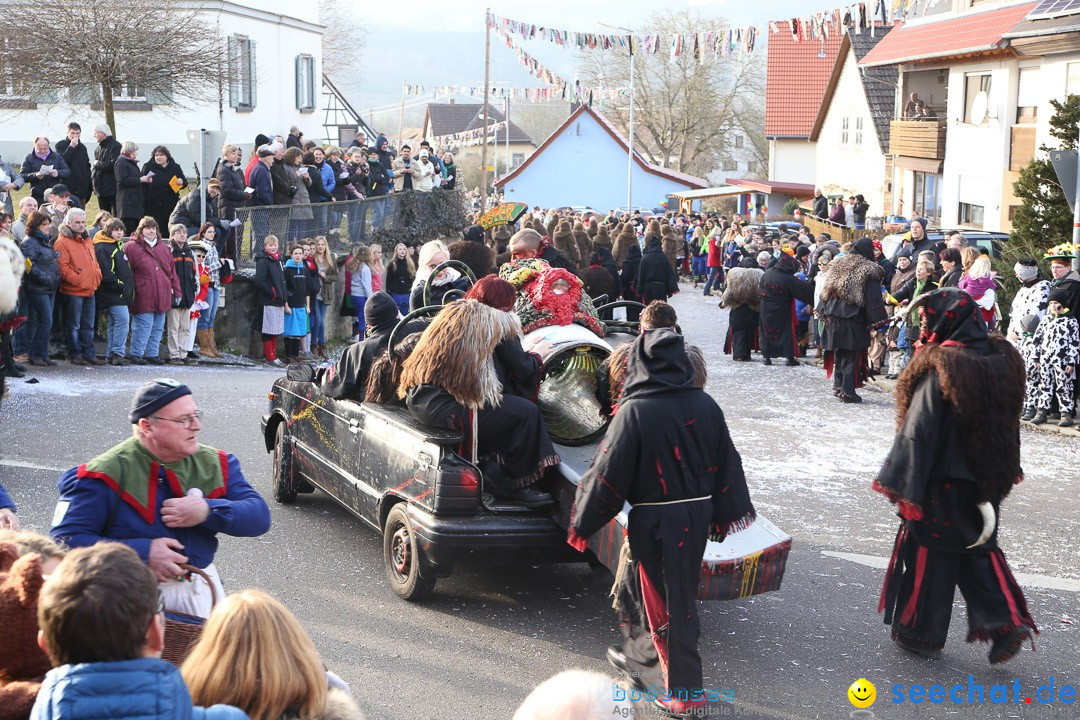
[2,286,1077,720]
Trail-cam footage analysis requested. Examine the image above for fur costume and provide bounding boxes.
[821,253,884,307]
[545,216,558,242]
[661,226,680,270]
[0,236,24,316]
[448,239,495,280]
[572,221,591,270]
[721,266,763,310]
[587,219,598,239]
[582,265,614,301]
[397,300,521,409]
[0,543,51,720]
[493,225,512,253]
[552,221,580,268]
[645,219,662,240]
[594,225,612,250]
[612,227,638,269]
[364,331,423,404]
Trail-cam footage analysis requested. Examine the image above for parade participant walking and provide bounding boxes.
[722,264,763,361]
[569,320,755,718]
[819,237,888,403]
[1030,289,1079,427]
[636,234,679,305]
[875,288,1037,663]
[50,379,271,618]
[1007,258,1050,345]
[758,252,813,366]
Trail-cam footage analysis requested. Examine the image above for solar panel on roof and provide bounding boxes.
[1029,0,1080,20]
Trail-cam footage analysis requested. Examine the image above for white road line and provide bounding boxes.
[822,550,1080,593]
[0,458,67,472]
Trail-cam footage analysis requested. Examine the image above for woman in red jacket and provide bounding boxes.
[126,217,181,365]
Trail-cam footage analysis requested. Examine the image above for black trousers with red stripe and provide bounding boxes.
[617,502,710,699]
[880,524,1037,652]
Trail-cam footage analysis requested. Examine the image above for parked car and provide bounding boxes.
[882,229,1008,262]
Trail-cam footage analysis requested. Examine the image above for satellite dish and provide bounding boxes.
[970,91,989,126]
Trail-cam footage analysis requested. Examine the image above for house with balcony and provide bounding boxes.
[860,0,1080,232]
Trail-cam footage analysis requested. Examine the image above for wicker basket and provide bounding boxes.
[161,564,218,666]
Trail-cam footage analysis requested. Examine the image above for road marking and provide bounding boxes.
[822,550,1080,593]
[0,458,67,472]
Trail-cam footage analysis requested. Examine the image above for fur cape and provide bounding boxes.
[586,220,598,239]
[661,227,680,269]
[593,225,612,250]
[545,216,558,241]
[0,543,51,720]
[364,331,423,404]
[894,336,1025,504]
[611,228,637,269]
[722,266,764,310]
[397,300,522,409]
[552,221,580,267]
[0,236,25,317]
[820,253,883,307]
[448,239,495,279]
[572,221,591,269]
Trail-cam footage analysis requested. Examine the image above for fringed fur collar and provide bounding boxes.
[821,253,883,307]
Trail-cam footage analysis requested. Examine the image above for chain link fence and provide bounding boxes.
[232,189,468,265]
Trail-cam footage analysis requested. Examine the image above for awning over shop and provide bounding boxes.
[895,156,943,173]
[670,186,753,201]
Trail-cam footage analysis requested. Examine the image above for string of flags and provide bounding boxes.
[403,84,627,104]
[495,29,626,105]
[436,121,508,146]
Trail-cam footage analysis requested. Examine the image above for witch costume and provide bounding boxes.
[569,328,754,716]
[721,265,763,361]
[758,253,813,365]
[874,288,1037,664]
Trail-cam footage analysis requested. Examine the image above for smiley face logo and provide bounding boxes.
[848,678,876,709]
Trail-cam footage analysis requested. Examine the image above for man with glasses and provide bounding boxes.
[50,379,271,618]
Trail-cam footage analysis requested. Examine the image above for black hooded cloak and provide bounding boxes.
[758,254,813,359]
[635,237,678,304]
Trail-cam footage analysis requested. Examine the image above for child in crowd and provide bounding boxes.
[1031,289,1079,427]
[255,235,288,366]
[283,243,311,363]
[194,223,226,358]
[346,245,373,339]
[1016,314,1042,422]
[167,224,198,365]
[187,241,211,360]
[301,239,320,357]
[311,236,337,358]
[369,243,385,294]
[384,242,415,316]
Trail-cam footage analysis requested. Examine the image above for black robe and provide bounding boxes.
[570,329,754,703]
[724,305,759,360]
[635,238,678,304]
[620,245,643,321]
[758,255,813,359]
[494,337,543,401]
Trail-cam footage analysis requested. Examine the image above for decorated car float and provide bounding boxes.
[262,260,791,601]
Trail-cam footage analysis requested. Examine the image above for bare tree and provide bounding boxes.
[577,10,767,179]
[0,0,223,134]
[320,0,367,99]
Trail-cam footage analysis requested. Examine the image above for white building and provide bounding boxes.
[860,0,1080,232]
[0,0,325,173]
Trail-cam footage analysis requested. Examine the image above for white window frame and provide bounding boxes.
[229,35,256,111]
[841,116,850,146]
[963,72,992,126]
[511,152,525,169]
[855,117,864,146]
[734,135,744,149]
[1068,62,1080,97]
[296,54,316,112]
[113,83,145,101]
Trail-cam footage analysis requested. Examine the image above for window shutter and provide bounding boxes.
[249,40,257,108]
[308,57,316,110]
[1017,67,1039,108]
[227,35,238,108]
[295,55,302,110]
[1069,63,1080,97]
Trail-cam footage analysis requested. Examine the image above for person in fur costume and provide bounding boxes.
[721,265,763,361]
[661,224,681,272]
[612,224,638,270]
[572,221,591,271]
[398,299,559,506]
[1030,289,1079,427]
[758,253,814,366]
[875,288,1037,664]
[448,238,495,279]
[594,224,612,251]
[551,220,581,269]
[0,542,54,720]
[569,327,754,718]
[819,237,888,402]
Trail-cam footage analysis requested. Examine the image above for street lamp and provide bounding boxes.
[598,21,635,214]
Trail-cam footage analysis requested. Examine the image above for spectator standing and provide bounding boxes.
[21,136,70,203]
[12,196,37,242]
[255,235,288,366]
[18,212,59,366]
[369,244,385,295]
[441,152,457,190]
[167,225,198,365]
[142,146,187,233]
[282,243,311,363]
[304,148,334,236]
[182,589,364,720]
[384,242,414,316]
[311,236,338,357]
[55,211,103,365]
[55,123,92,205]
[243,133,271,184]
[366,148,390,198]
[286,125,304,149]
[216,144,248,260]
[1,214,25,391]
[0,154,25,219]
[852,194,869,230]
[128,217,180,365]
[813,188,828,220]
[40,185,75,240]
[248,145,275,253]
[938,247,963,288]
[283,148,313,243]
[91,124,122,214]
[326,147,349,234]
[413,151,436,192]
[702,227,724,296]
[194,223,225,358]
[391,145,415,192]
[347,245,373,337]
[93,218,135,365]
[829,197,846,226]
[31,544,248,720]
[115,142,148,234]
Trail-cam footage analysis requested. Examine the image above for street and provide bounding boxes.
[2,285,1077,720]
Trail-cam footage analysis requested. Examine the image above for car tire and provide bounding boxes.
[272,421,297,504]
[383,504,436,601]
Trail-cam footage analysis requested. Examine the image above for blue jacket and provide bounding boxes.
[248,162,273,206]
[51,451,270,569]
[22,229,62,294]
[32,657,248,720]
[21,149,71,202]
[0,480,14,511]
[318,160,336,195]
[795,272,812,322]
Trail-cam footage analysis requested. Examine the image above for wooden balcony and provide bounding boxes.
[890,120,947,161]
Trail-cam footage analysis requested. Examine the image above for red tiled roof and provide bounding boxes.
[725,178,816,195]
[765,29,844,138]
[495,105,707,189]
[859,3,1037,67]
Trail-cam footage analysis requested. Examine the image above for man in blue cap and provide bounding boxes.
[50,378,271,617]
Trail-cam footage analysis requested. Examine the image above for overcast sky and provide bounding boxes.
[353,0,845,123]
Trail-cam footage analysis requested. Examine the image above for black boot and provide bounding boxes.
[762,356,772,366]
[1030,410,1048,425]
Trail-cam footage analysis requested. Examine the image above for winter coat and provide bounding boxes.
[141,160,187,230]
[706,237,722,268]
[327,158,349,201]
[215,162,248,219]
[93,231,135,307]
[366,160,389,197]
[271,161,293,206]
[383,259,413,295]
[412,160,436,192]
[305,162,333,204]
[55,231,102,297]
[20,229,61,295]
[169,191,220,230]
[248,162,273,206]
[852,200,869,225]
[620,244,642,298]
[254,251,288,307]
[635,237,678,302]
[318,159,336,195]
[30,658,247,720]
[813,195,828,219]
[20,149,71,203]
[127,236,181,314]
[374,135,393,172]
[114,155,145,219]
[286,133,303,150]
[0,159,25,218]
[171,241,197,308]
[441,162,457,190]
[828,204,845,225]
[283,260,310,309]
[284,165,312,219]
[316,255,339,305]
[55,138,93,201]
[92,135,122,198]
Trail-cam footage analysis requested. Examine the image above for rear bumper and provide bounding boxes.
[405,504,579,567]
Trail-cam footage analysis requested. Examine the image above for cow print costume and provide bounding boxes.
[1032,294,1080,416]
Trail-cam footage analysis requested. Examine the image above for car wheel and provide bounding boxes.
[272,421,297,504]
[383,504,435,601]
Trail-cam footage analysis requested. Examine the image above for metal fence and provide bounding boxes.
[232,189,467,265]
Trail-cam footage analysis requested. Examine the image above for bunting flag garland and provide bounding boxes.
[402,84,619,103]
[435,121,508,146]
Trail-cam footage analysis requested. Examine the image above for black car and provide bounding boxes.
[882,229,1008,262]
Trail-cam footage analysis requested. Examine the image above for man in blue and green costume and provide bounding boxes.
[51,378,271,617]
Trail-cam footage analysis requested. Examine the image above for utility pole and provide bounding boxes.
[481,8,491,212]
[397,82,406,148]
[1073,124,1080,272]
[505,94,511,178]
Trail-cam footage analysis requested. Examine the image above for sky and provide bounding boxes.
[351,0,845,127]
